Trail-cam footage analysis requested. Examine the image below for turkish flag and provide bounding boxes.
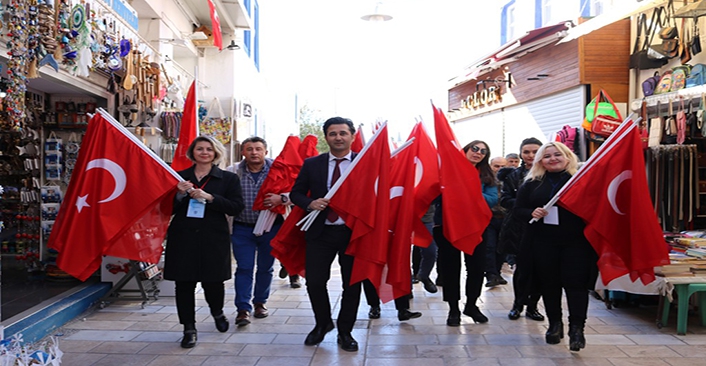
[207,0,223,50]
[270,205,308,276]
[433,105,491,254]
[48,112,181,281]
[328,126,390,285]
[298,134,319,160]
[171,81,197,171]
[351,129,365,153]
[557,121,670,285]
[253,136,303,214]
[408,122,440,248]
[382,141,418,300]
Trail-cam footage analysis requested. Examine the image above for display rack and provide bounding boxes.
[98,260,161,309]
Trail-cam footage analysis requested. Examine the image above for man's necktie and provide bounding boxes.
[327,158,344,222]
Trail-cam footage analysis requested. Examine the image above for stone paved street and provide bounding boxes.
[56,264,706,365]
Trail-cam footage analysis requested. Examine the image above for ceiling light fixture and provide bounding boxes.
[226,40,240,50]
[361,1,393,22]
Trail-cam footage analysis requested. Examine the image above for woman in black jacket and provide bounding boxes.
[498,137,544,321]
[514,142,598,352]
[163,136,245,348]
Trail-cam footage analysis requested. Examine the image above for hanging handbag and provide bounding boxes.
[630,9,669,69]
[680,18,692,64]
[649,101,664,147]
[199,97,233,145]
[592,115,623,137]
[585,89,622,122]
[692,20,702,55]
[640,100,649,150]
[660,0,679,59]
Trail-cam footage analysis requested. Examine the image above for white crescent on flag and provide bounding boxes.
[390,186,404,199]
[414,157,423,187]
[607,170,632,215]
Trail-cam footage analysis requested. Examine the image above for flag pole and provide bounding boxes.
[97,108,185,182]
[528,114,638,223]
[390,137,415,158]
[194,66,200,137]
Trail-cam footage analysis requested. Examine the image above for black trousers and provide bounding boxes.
[175,281,225,325]
[533,238,598,326]
[305,225,361,334]
[434,226,486,305]
[511,264,541,311]
[362,279,410,310]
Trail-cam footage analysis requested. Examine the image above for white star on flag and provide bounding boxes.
[76,195,90,213]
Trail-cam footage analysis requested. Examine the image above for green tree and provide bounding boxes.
[298,104,329,153]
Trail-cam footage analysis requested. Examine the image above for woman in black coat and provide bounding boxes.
[163,136,245,348]
[514,142,598,352]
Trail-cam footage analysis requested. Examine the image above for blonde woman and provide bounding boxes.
[164,136,245,348]
[514,142,598,352]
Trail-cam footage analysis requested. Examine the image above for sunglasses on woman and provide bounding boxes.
[470,145,488,155]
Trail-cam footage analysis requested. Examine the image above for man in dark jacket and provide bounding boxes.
[290,117,362,352]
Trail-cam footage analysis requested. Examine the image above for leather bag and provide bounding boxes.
[661,0,679,59]
[630,9,669,69]
[692,21,702,55]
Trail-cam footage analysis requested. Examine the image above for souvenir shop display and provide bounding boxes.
[199,97,232,145]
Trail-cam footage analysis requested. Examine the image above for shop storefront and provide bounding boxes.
[0,0,257,334]
[448,20,631,159]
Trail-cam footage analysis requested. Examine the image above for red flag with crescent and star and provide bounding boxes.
[351,129,365,153]
[408,122,440,248]
[298,134,319,160]
[269,135,320,277]
[557,121,669,285]
[48,112,182,281]
[171,81,198,171]
[207,0,223,50]
[433,104,491,254]
[381,140,418,301]
[329,126,390,286]
[252,135,302,214]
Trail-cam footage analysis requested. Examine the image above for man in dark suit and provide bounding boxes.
[290,117,362,352]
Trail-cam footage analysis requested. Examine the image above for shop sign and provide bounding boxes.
[111,0,139,30]
[461,86,502,110]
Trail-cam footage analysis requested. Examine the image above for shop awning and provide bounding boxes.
[449,22,571,86]
[558,0,667,44]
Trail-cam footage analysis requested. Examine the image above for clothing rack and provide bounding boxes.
[645,144,699,232]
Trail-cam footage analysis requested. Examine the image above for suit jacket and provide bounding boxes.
[290,152,357,240]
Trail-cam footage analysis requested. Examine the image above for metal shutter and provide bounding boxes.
[451,110,505,156]
[514,86,586,140]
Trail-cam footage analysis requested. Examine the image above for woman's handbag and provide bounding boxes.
[630,10,669,69]
[660,0,679,59]
[692,20,702,55]
[199,97,233,145]
[583,89,623,134]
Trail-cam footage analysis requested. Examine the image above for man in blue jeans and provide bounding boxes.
[229,137,287,326]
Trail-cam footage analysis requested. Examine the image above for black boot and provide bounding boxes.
[462,303,488,323]
[181,324,197,348]
[545,321,564,344]
[568,324,586,351]
[447,302,461,326]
